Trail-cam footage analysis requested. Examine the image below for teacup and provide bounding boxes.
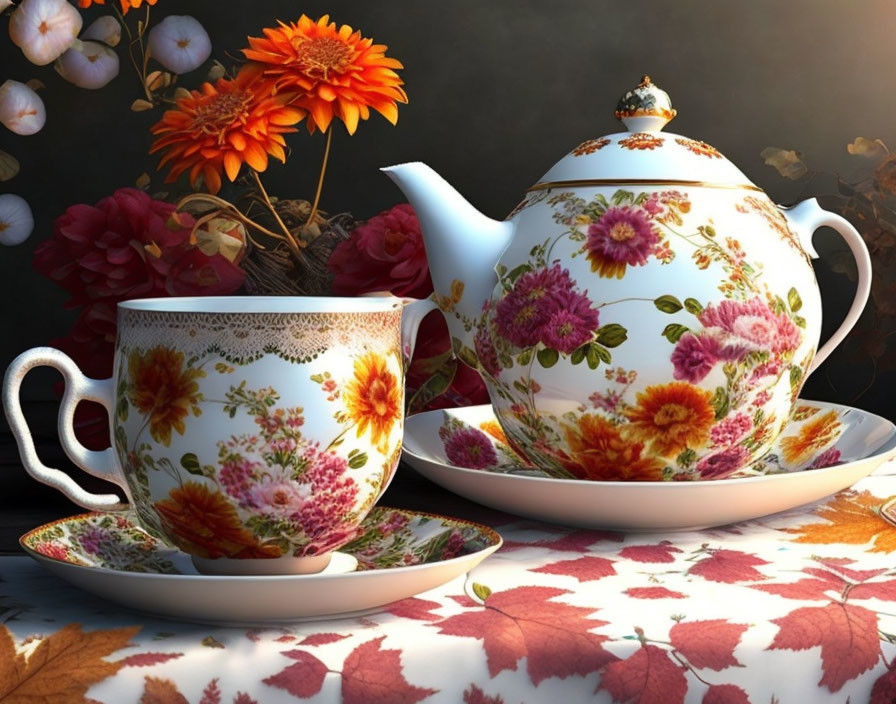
[3,295,436,575]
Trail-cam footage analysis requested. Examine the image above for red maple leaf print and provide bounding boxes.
[501,528,623,552]
[702,683,750,704]
[598,643,687,704]
[754,562,896,603]
[119,651,184,667]
[463,683,505,704]
[341,636,436,704]
[385,597,444,621]
[624,587,687,599]
[618,541,682,563]
[668,620,747,670]
[768,602,881,692]
[752,568,845,601]
[436,585,617,685]
[263,649,330,698]
[297,633,349,647]
[199,679,221,704]
[531,555,617,582]
[689,549,768,583]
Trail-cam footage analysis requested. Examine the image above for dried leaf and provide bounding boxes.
[136,172,151,189]
[140,676,189,704]
[201,636,225,648]
[785,490,896,552]
[173,87,192,101]
[25,79,44,92]
[131,99,155,112]
[761,147,809,180]
[207,61,227,82]
[0,150,20,181]
[847,137,889,160]
[0,623,140,703]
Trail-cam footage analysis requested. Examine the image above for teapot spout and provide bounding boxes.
[381,162,514,361]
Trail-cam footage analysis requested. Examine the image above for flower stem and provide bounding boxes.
[251,171,304,255]
[305,126,333,234]
[114,5,153,102]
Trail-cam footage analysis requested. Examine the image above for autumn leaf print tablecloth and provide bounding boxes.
[7,469,896,703]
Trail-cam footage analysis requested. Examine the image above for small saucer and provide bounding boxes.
[20,507,502,625]
[401,400,896,531]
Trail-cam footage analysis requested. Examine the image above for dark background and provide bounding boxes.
[2,0,896,513]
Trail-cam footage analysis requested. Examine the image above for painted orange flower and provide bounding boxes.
[563,414,665,481]
[78,0,157,15]
[243,14,407,134]
[344,351,401,453]
[154,482,281,559]
[625,382,715,457]
[127,346,205,446]
[778,409,841,466]
[149,63,303,194]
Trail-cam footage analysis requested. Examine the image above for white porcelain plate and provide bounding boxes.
[401,400,896,531]
[20,507,501,625]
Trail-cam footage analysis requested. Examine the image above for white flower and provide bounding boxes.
[0,80,46,135]
[82,15,121,47]
[0,194,34,246]
[56,39,119,89]
[1,0,15,12]
[147,15,211,75]
[9,0,82,66]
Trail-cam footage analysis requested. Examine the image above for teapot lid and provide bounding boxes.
[533,75,757,192]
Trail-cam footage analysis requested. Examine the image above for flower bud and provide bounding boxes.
[148,15,211,75]
[0,194,34,245]
[82,15,121,47]
[9,0,82,66]
[0,80,46,135]
[56,39,120,89]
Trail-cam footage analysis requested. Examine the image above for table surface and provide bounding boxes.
[6,404,896,703]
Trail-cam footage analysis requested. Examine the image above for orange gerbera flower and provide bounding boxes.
[243,14,407,134]
[154,482,281,559]
[149,63,303,194]
[625,382,715,457]
[562,414,665,481]
[779,409,841,466]
[127,346,205,446]
[78,0,157,15]
[344,351,401,453]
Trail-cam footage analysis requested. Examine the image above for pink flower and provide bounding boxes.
[710,413,754,447]
[249,478,309,519]
[696,445,750,479]
[541,308,595,354]
[220,459,257,504]
[328,203,432,299]
[474,321,502,378]
[698,297,801,356]
[443,427,499,469]
[585,206,659,277]
[35,541,70,561]
[671,332,723,383]
[809,447,842,469]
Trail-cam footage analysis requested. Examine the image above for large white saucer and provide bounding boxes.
[401,401,896,531]
[20,507,502,625]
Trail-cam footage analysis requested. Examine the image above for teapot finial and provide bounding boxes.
[615,75,676,133]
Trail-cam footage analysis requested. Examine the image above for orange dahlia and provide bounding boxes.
[779,409,841,466]
[625,382,715,457]
[127,346,205,446]
[149,63,303,195]
[78,0,157,15]
[563,414,665,481]
[154,482,281,559]
[243,14,407,134]
[344,351,402,453]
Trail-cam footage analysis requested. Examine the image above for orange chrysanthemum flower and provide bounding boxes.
[78,0,157,15]
[625,382,715,458]
[149,63,303,195]
[779,409,841,466]
[154,482,282,559]
[243,14,407,135]
[562,414,665,481]
[127,346,205,446]
[344,351,401,453]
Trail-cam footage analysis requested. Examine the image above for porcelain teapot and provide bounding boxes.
[384,76,871,481]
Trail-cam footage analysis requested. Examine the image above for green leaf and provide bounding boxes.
[593,343,612,364]
[348,452,368,469]
[585,343,610,369]
[456,344,479,369]
[512,380,529,394]
[661,323,690,343]
[595,323,628,348]
[787,287,803,312]
[790,364,804,389]
[116,398,129,422]
[517,348,534,366]
[654,295,684,314]
[570,345,587,365]
[472,583,492,602]
[794,315,807,328]
[710,386,730,420]
[505,263,534,284]
[537,347,559,368]
[180,453,203,475]
[704,225,716,238]
[611,189,635,205]
[683,298,703,314]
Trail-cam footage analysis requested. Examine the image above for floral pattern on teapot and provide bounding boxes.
[446,188,812,482]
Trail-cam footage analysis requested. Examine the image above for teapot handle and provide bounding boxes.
[780,198,871,373]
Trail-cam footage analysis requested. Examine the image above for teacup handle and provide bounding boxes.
[781,198,872,373]
[3,346,128,510]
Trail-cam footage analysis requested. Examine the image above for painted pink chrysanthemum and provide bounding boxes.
[698,297,801,355]
[249,477,308,520]
[495,264,575,347]
[696,445,749,479]
[443,427,499,469]
[585,206,659,278]
[710,412,754,447]
[474,321,502,378]
[541,304,599,354]
[219,458,258,504]
[35,541,70,561]
[294,446,360,555]
[809,447,842,469]
[670,332,724,383]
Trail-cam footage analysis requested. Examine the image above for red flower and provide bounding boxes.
[328,203,432,299]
